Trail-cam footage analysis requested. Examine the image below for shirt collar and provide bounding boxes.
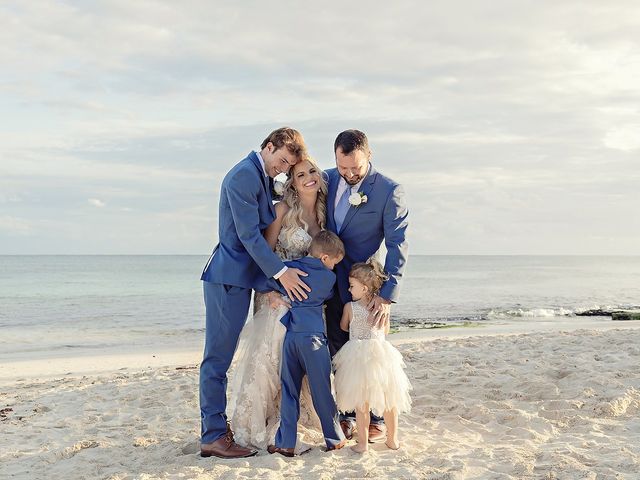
[255,150,268,177]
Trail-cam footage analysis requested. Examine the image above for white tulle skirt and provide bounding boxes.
[333,338,412,417]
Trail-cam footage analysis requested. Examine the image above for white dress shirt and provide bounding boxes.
[334,163,370,209]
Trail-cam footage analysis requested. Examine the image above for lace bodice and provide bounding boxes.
[254,227,312,313]
[349,301,385,340]
[275,227,312,261]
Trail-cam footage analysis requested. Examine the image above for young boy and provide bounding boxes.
[255,230,347,456]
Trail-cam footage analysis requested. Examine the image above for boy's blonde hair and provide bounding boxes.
[308,230,345,259]
[349,258,388,296]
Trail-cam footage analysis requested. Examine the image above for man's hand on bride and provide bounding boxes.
[267,291,290,310]
[368,294,391,330]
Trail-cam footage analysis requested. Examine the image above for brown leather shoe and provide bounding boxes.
[368,424,386,443]
[201,429,257,458]
[340,420,354,440]
[267,444,295,457]
[326,439,347,451]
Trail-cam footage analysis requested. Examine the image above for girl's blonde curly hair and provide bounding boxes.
[349,257,389,297]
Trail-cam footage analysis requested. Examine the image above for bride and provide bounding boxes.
[228,156,328,450]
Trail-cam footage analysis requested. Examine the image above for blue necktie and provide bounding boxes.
[334,186,351,232]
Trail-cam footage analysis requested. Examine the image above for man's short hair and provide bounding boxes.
[261,127,307,161]
[309,230,345,258]
[334,129,370,156]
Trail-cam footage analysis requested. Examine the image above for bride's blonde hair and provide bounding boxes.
[280,156,327,236]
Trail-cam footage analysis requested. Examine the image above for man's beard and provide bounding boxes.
[341,175,362,186]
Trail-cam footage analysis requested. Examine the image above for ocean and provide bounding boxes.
[1,255,638,362]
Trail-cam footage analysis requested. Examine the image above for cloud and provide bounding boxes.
[603,125,640,152]
[0,215,32,235]
[0,0,639,254]
[375,131,529,146]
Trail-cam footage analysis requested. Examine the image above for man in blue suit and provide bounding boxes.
[325,129,409,443]
[254,231,347,456]
[199,127,312,459]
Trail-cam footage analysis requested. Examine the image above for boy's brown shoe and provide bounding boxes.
[267,444,295,457]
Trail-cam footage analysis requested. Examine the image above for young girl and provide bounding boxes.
[332,260,412,453]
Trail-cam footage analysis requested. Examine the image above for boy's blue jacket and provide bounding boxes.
[254,256,335,334]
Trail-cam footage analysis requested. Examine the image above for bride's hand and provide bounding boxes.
[267,291,290,310]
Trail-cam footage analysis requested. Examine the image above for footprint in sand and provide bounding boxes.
[56,440,99,460]
[181,441,200,455]
[133,437,159,448]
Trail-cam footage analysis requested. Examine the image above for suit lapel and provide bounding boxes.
[267,183,276,217]
[266,176,275,217]
[249,151,276,218]
[339,164,377,234]
[327,170,340,231]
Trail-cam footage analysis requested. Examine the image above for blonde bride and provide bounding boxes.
[229,156,328,452]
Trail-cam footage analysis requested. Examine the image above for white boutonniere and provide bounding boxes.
[348,192,368,207]
[272,180,285,197]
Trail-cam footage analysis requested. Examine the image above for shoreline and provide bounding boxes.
[2,317,639,385]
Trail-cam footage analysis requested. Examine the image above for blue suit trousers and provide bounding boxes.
[199,281,252,444]
[276,332,344,449]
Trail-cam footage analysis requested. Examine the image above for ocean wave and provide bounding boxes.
[486,304,639,319]
[487,307,574,318]
[391,304,640,324]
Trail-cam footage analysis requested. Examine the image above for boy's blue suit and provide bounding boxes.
[324,164,409,357]
[199,151,286,444]
[255,256,345,449]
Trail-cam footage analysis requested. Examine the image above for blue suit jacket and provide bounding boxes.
[325,164,409,304]
[201,151,285,288]
[254,256,336,334]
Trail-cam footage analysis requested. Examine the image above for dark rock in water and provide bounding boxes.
[576,307,640,318]
[612,311,640,321]
[575,309,614,317]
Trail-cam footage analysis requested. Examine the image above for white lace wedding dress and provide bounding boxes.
[228,227,323,450]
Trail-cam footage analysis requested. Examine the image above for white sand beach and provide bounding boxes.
[2,320,640,480]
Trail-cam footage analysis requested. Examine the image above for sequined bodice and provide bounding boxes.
[275,227,312,261]
[349,301,385,340]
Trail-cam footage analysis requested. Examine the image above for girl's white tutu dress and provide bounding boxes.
[333,301,412,416]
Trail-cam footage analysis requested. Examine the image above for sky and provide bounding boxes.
[1,0,639,255]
